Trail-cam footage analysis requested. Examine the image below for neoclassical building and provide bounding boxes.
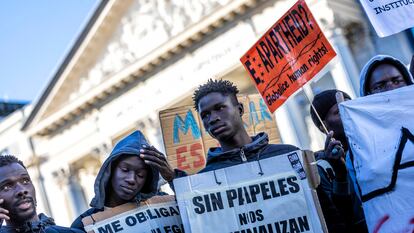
[0,0,412,225]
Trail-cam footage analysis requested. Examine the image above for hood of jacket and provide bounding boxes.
[89,130,159,209]
[205,132,269,165]
[360,54,414,96]
[0,214,54,233]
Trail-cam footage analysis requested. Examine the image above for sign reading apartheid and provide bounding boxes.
[240,0,336,113]
[359,0,414,37]
[82,196,183,233]
[159,94,281,175]
[339,85,414,233]
[174,150,327,233]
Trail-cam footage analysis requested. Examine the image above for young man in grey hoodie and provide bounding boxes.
[360,55,413,96]
[347,55,414,192]
[71,131,161,232]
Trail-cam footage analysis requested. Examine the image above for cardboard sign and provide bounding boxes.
[159,94,281,175]
[82,196,183,233]
[174,150,327,233]
[240,0,336,113]
[359,0,414,37]
[339,85,414,233]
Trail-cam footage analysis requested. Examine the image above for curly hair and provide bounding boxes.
[193,79,239,111]
[0,155,26,169]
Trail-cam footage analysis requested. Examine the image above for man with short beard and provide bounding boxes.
[0,155,82,233]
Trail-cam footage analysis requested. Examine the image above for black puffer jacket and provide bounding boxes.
[200,132,298,173]
[0,213,82,233]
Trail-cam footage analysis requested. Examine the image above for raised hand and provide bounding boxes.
[140,145,175,182]
[323,131,347,180]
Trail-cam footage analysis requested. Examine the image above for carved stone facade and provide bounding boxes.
[70,0,232,103]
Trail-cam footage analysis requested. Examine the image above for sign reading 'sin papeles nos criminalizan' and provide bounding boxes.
[174,150,327,233]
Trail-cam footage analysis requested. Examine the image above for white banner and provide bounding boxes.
[359,0,414,37]
[174,150,324,233]
[83,198,183,233]
[339,85,414,233]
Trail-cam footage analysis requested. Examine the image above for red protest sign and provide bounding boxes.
[240,0,336,113]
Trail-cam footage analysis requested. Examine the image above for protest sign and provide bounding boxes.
[359,0,414,37]
[82,196,183,233]
[159,94,281,174]
[339,85,414,233]
[240,0,336,113]
[174,150,327,233]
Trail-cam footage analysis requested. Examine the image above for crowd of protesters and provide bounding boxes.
[0,54,413,233]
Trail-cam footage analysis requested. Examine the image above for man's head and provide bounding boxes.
[310,90,351,141]
[106,154,149,207]
[0,155,37,225]
[193,79,245,143]
[361,55,413,96]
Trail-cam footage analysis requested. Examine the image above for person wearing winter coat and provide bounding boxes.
[141,79,298,181]
[310,89,368,233]
[0,155,82,233]
[71,131,161,232]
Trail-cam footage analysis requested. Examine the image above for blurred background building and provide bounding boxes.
[0,0,413,225]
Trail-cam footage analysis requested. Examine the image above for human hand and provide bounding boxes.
[140,145,175,182]
[0,199,10,222]
[324,131,347,180]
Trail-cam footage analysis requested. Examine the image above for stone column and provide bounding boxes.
[77,161,100,203]
[327,27,360,97]
[53,168,88,220]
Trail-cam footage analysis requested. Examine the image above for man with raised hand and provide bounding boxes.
[310,90,367,233]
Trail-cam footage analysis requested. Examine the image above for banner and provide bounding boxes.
[159,94,281,174]
[359,0,414,37]
[174,150,326,233]
[240,0,336,113]
[82,196,183,233]
[339,85,414,233]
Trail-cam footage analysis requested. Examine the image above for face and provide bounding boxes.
[107,156,148,207]
[323,103,346,140]
[368,64,407,94]
[0,163,37,224]
[198,92,244,142]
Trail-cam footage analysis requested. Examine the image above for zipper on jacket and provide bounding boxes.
[240,148,247,162]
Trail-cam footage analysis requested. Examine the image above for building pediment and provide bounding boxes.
[22,0,263,136]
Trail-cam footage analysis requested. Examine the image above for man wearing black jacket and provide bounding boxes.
[310,89,368,233]
[141,79,298,180]
[0,155,82,233]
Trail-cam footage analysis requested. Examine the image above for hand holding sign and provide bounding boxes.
[323,131,347,181]
[140,145,175,182]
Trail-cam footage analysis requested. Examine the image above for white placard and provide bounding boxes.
[174,150,324,233]
[83,200,183,233]
[359,0,414,37]
[339,85,414,233]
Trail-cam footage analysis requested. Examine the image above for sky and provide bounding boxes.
[0,0,99,103]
